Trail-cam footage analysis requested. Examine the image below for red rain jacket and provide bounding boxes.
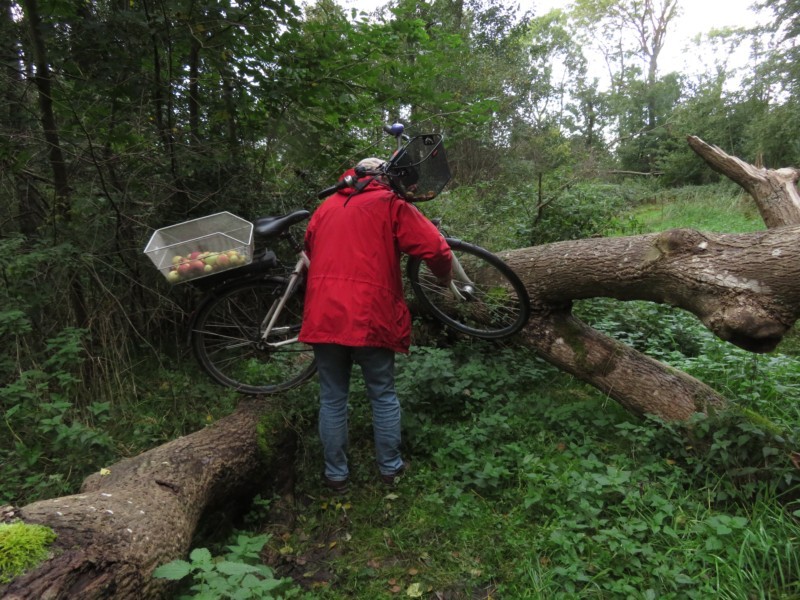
[298,174,452,353]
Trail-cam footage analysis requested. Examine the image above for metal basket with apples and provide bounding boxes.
[144,212,254,284]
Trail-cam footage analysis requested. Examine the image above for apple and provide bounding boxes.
[203,253,219,266]
[204,264,213,273]
[166,270,181,283]
[226,250,244,265]
[216,253,230,267]
[189,251,202,260]
[171,255,183,265]
[190,259,205,272]
[178,262,192,275]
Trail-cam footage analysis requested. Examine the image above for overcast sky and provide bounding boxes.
[339,0,770,80]
[530,0,767,76]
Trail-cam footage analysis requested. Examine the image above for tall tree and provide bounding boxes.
[571,0,680,171]
[20,0,70,222]
[0,0,43,236]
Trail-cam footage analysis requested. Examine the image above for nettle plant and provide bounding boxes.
[153,533,302,600]
[0,323,116,505]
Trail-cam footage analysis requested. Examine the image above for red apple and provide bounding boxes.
[216,254,230,267]
[189,251,202,260]
[190,259,205,272]
[178,262,192,275]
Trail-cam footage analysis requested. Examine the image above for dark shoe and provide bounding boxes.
[323,475,349,494]
[380,462,409,485]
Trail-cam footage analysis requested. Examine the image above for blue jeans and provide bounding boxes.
[313,344,403,481]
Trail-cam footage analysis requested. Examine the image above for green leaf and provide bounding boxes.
[152,560,193,580]
[705,536,724,551]
[189,547,213,564]
[215,561,262,576]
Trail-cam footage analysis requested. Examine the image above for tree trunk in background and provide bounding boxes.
[20,0,70,220]
[188,37,201,147]
[0,0,44,237]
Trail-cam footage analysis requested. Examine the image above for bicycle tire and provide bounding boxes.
[407,239,531,340]
[191,279,316,394]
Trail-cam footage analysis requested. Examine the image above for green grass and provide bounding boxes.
[632,183,765,234]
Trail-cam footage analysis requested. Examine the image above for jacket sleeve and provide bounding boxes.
[393,199,452,278]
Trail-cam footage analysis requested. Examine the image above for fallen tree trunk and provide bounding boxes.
[0,400,287,599]
[499,136,800,420]
[502,224,800,419]
[5,137,800,597]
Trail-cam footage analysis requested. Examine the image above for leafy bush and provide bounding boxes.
[520,181,649,245]
[0,326,118,505]
[575,294,800,427]
[418,389,800,598]
[574,298,708,359]
[395,341,555,450]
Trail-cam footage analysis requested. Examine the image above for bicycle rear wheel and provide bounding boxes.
[407,239,530,340]
[191,280,316,394]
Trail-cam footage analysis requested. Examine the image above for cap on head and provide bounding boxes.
[356,157,386,172]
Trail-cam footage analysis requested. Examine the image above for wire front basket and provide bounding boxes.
[386,134,451,202]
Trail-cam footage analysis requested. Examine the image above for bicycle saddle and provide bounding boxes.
[253,210,310,238]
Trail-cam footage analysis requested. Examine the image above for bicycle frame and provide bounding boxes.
[258,251,309,347]
[448,252,475,301]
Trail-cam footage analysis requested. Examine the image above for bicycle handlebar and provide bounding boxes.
[316,174,359,199]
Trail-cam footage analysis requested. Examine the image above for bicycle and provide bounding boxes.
[148,124,530,395]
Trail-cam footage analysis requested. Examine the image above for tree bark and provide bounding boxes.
[4,136,800,597]
[0,400,287,600]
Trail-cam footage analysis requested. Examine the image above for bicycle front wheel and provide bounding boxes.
[407,239,531,340]
[191,280,316,395]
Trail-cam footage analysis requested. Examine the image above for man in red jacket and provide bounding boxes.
[298,158,452,493]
